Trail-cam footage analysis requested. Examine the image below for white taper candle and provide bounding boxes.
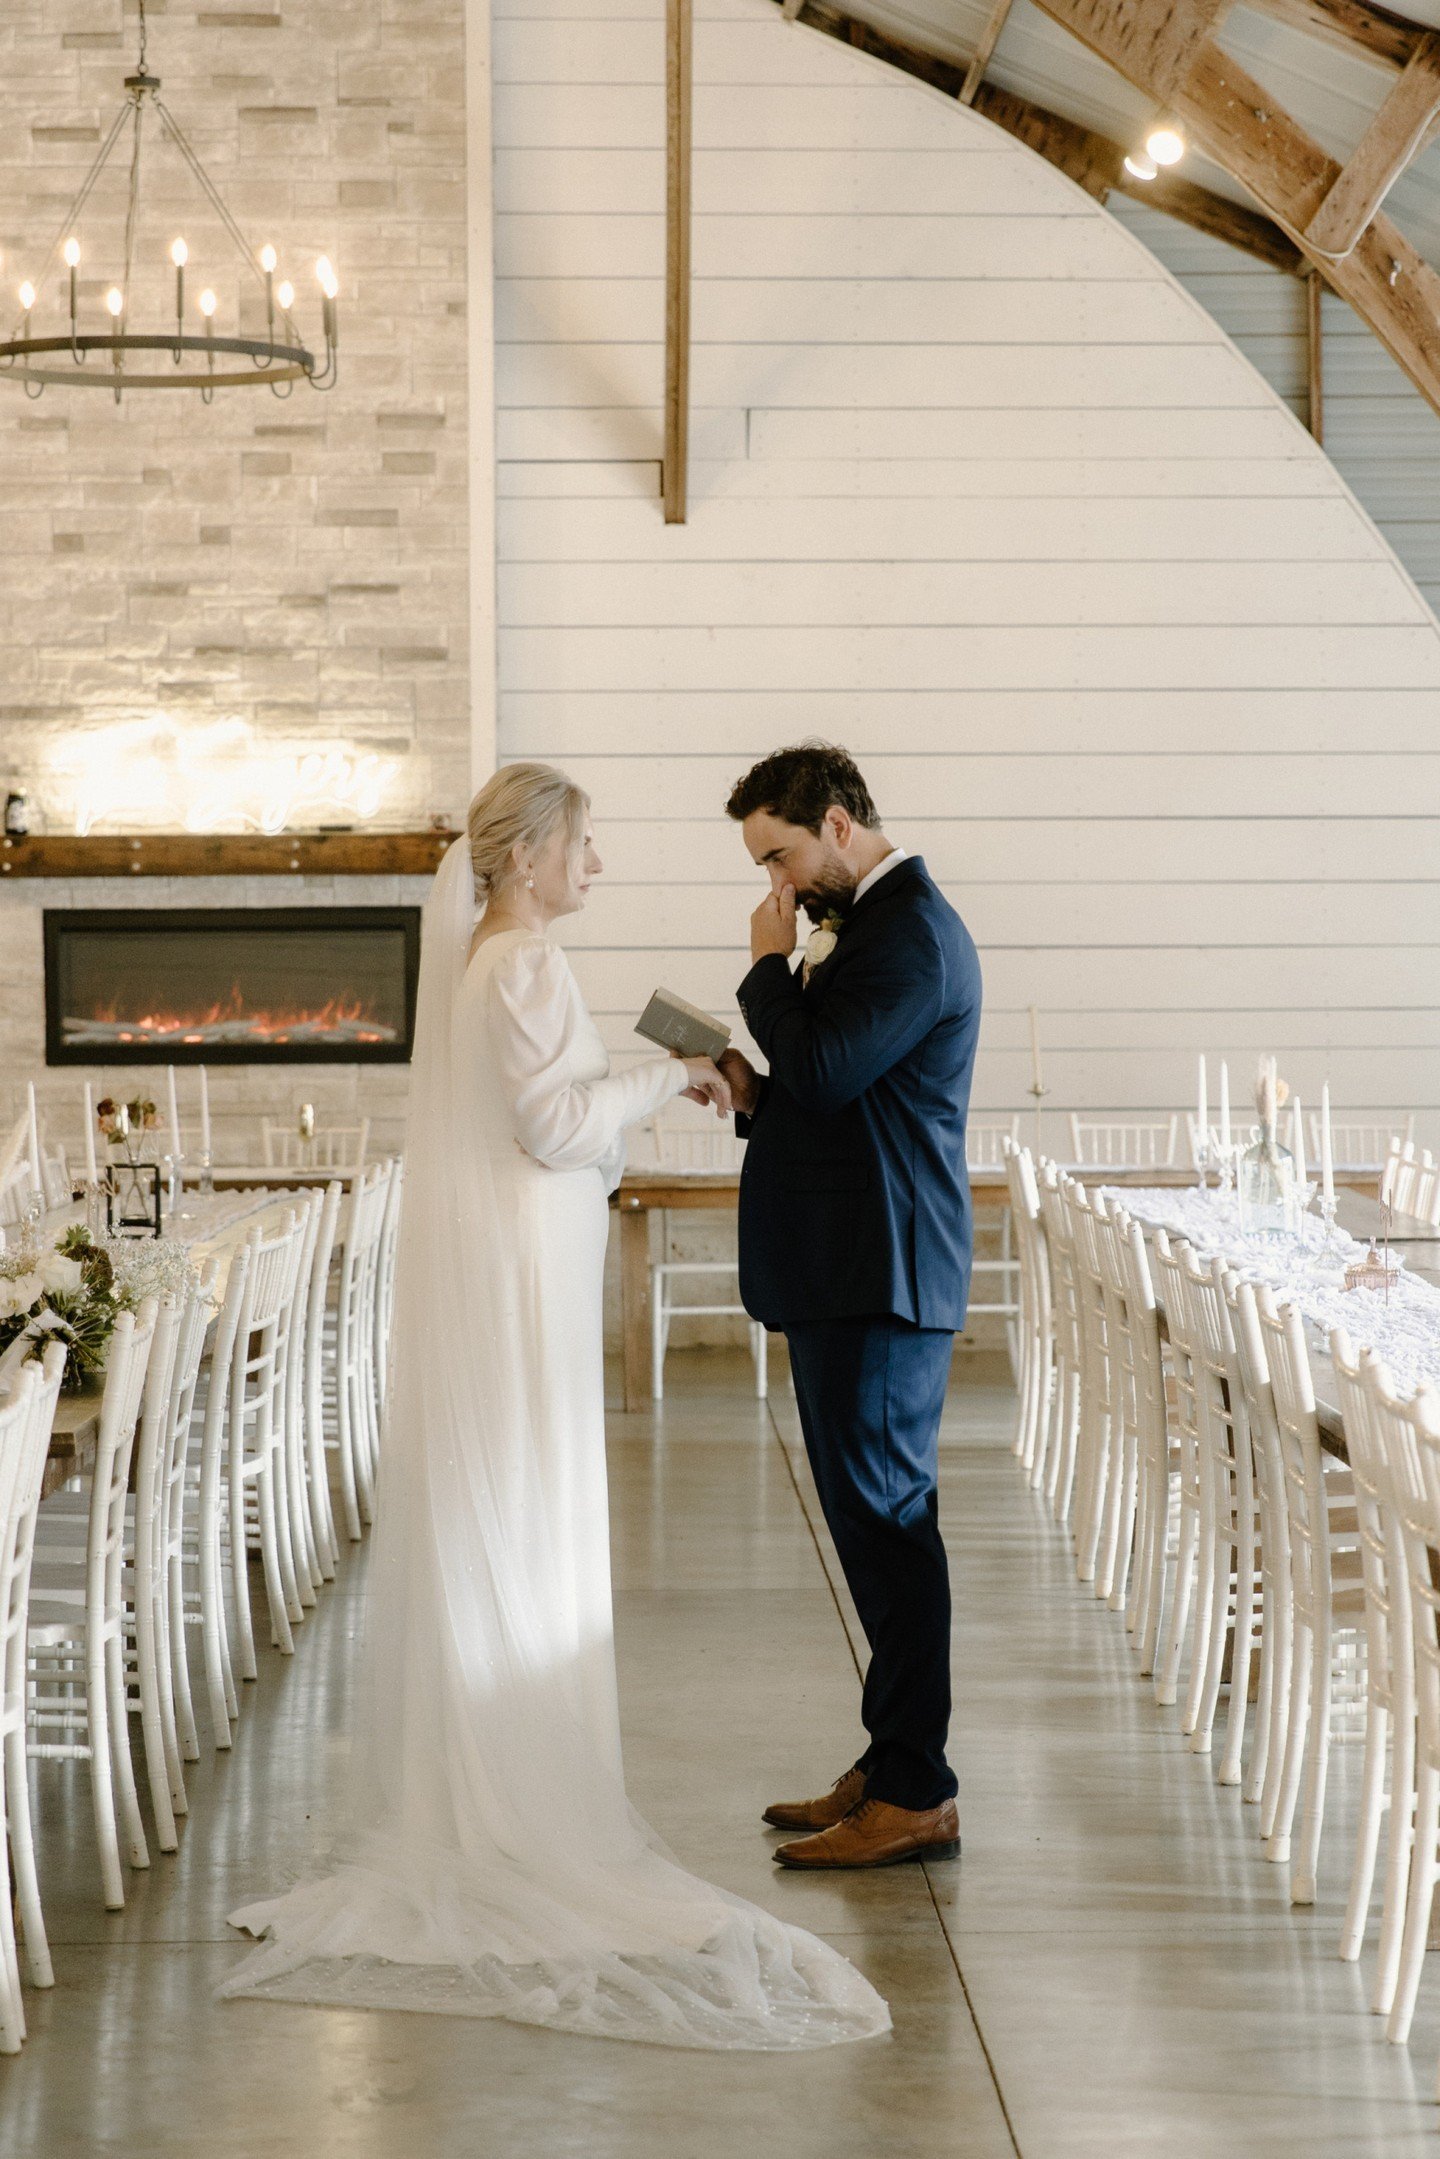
[1291,1096,1305,1190]
[166,1063,182,1160]
[1219,1062,1231,1153]
[198,1065,212,1158]
[26,1081,41,1192]
[83,1082,98,1183]
[1321,1084,1335,1205]
[1197,1054,1208,1150]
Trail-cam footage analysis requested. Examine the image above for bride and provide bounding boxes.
[221,762,890,2050]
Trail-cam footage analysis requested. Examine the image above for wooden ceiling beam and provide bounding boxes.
[961,0,1019,102]
[1022,0,1440,415]
[785,0,1302,269]
[1305,29,1440,251]
[1239,0,1426,72]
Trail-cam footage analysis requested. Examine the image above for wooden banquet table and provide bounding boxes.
[37,1185,304,1500]
[612,1161,1386,1413]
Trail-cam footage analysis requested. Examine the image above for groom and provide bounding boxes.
[719,743,981,1870]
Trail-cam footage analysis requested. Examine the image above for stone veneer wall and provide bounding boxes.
[0,0,470,832]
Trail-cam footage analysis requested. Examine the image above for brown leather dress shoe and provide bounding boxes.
[773,1795,961,1870]
[762,1766,867,1833]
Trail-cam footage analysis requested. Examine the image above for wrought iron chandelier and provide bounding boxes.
[0,0,338,403]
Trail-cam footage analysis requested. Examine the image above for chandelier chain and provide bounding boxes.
[10,100,131,339]
[121,94,145,319]
[152,98,274,296]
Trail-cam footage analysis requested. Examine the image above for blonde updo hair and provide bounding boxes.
[466,761,590,902]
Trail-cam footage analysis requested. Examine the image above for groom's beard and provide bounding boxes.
[799,870,859,926]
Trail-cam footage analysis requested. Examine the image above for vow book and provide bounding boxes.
[634,989,732,1063]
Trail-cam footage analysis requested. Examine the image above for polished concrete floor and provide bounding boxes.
[6,1354,1440,2155]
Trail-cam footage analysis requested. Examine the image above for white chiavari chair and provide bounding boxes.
[300,1180,344,1583]
[188,1240,252,1745]
[225,1210,310,1674]
[968,1118,1022,1377]
[278,1189,325,1608]
[1312,1114,1413,1176]
[324,1162,392,1538]
[1149,1231,1203,1712]
[1068,1115,1179,1169]
[636,1110,766,1404]
[261,1117,370,1172]
[39,1147,70,1210]
[0,1346,65,2048]
[1092,1201,1141,1615]
[1251,1288,1364,1903]
[1003,1143,1053,1484]
[1172,1252,1260,1781]
[1065,1180,1119,1591]
[1329,1332,1415,2014]
[0,1165,41,1229]
[1387,1140,1419,1213]
[373,1155,404,1430]
[34,1296,188,1851]
[1226,1274,1292,1819]
[1410,1152,1440,1228]
[1113,1207,1177,1677]
[1036,1162,1082,1523]
[1354,1368,1440,2053]
[26,1300,158,1912]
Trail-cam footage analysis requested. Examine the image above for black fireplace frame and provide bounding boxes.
[43,906,422,1067]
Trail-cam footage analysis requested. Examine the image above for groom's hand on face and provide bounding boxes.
[717,1049,760,1117]
[751,883,798,964]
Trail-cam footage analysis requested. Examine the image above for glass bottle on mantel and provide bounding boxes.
[1238,1122,1294,1237]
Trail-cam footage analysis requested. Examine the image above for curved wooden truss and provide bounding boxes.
[783,0,1440,419]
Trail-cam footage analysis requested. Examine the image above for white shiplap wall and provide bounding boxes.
[491,0,1440,1139]
[1109,198,1440,626]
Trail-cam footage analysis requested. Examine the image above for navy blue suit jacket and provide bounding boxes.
[734,855,981,1330]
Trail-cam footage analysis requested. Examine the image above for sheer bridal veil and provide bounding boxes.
[221,836,889,2050]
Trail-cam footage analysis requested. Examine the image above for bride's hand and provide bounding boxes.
[676,1054,732,1118]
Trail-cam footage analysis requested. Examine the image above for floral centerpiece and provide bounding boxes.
[96,1095,159,1161]
[0,1221,201,1393]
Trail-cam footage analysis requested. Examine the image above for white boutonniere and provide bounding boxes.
[802,913,842,985]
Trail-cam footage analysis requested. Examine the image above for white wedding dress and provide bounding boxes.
[220,838,889,2050]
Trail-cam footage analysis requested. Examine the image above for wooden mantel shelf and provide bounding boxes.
[0,830,460,878]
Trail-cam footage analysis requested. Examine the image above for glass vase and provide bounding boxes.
[1238,1122,1293,1238]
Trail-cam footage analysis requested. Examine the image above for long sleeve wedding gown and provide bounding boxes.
[220,842,889,2051]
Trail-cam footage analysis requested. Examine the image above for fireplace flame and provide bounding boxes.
[64,981,397,1048]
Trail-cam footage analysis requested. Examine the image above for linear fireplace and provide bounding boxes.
[43,907,421,1065]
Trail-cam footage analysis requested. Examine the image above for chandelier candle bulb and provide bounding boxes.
[18,282,33,314]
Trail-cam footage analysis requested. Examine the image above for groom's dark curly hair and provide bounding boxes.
[724,741,881,834]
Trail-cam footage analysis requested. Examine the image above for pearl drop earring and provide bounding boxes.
[525,873,535,891]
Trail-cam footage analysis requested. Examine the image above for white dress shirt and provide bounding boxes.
[852,844,908,907]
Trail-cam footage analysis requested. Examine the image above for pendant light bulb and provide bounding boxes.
[62,236,81,268]
[1123,150,1158,181]
[1145,120,1186,166]
[171,237,188,267]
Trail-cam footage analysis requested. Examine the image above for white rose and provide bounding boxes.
[804,927,839,970]
[40,1253,84,1297]
[0,1273,44,1319]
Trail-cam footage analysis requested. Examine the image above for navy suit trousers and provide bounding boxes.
[784,1317,957,1812]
